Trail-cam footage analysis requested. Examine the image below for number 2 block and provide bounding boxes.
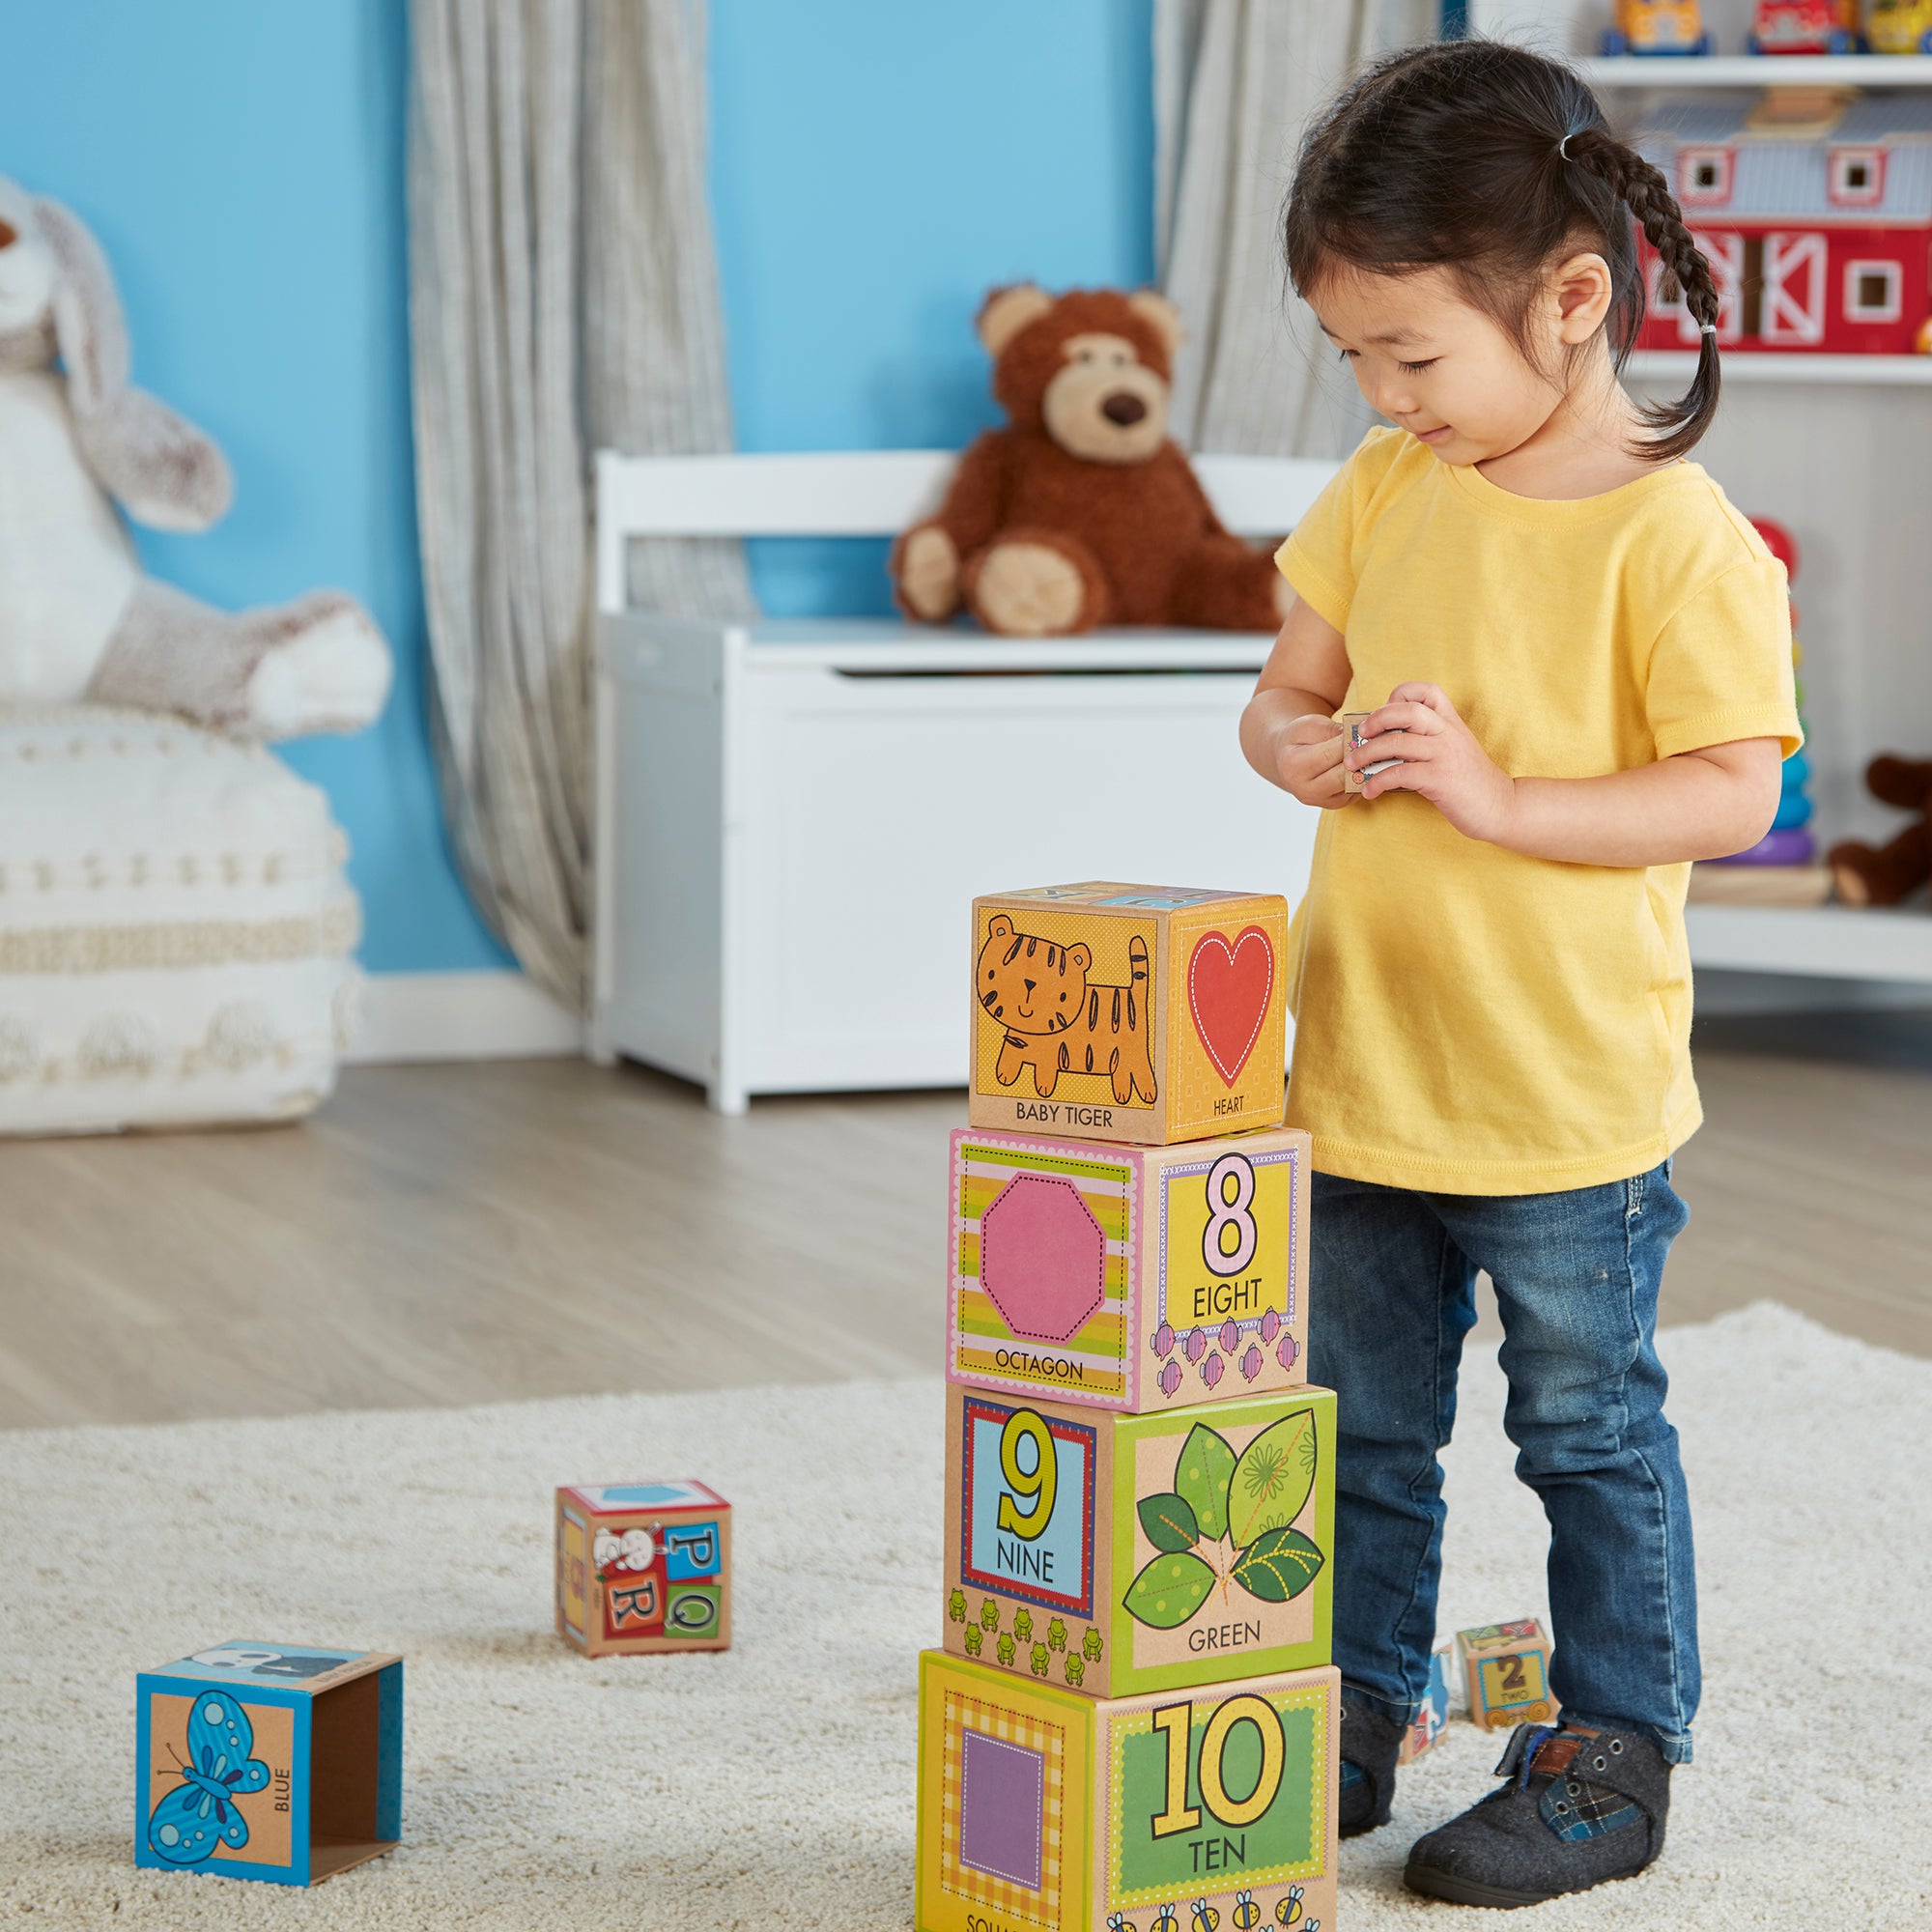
[950,1124,1310,1413]
[943,1381,1335,1701]
[1455,1618,1555,1731]
[554,1481,732,1657]
[917,1650,1338,1932]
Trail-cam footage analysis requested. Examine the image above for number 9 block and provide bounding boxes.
[554,1482,732,1656]
[917,1649,1338,1932]
[950,1124,1310,1414]
[943,1381,1334,1701]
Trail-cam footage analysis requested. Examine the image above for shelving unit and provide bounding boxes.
[1582,55,1932,87]
[1626,352,1932,384]
[1689,903,1932,981]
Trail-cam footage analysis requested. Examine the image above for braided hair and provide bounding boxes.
[1283,39,1720,462]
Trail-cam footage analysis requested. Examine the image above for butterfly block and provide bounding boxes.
[1398,1643,1453,1765]
[970,885,1291,1148]
[1455,1618,1556,1732]
[135,1642,402,1887]
[943,1380,1334,1702]
[950,1124,1310,1415]
[554,1480,732,1657]
[917,1649,1338,1932]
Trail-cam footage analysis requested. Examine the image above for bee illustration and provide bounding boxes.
[980,1598,1001,1633]
[963,1625,983,1657]
[948,1589,967,1625]
[996,1633,1016,1667]
[1030,1642,1050,1678]
[1151,1907,1180,1932]
[1231,1892,1263,1930]
[1107,1916,1136,1932]
[1274,1888,1304,1927]
[1012,1606,1034,1644]
[1190,1902,1220,1932]
[1047,1617,1068,1652]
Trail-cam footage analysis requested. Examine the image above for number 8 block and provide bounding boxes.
[943,1381,1335,1701]
[950,1125,1310,1414]
[917,1649,1338,1932]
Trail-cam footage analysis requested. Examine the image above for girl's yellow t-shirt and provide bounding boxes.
[1276,426,1800,1196]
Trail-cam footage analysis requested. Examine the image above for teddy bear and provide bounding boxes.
[0,176,390,738]
[1828,756,1932,906]
[892,284,1291,637]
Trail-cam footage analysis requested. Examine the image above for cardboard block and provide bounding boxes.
[1398,1643,1453,1764]
[950,1124,1311,1414]
[943,1381,1334,1701]
[1338,714,1401,795]
[1454,1619,1556,1732]
[135,1642,402,1886]
[554,1480,732,1657]
[970,885,1291,1147]
[918,1650,1337,1932]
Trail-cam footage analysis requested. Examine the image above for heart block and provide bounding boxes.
[970,884,1292,1146]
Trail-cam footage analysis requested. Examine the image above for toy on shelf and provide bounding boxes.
[892,284,1288,637]
[1827,755,1932,903]
[1398,1644,1454,1765]
[554,1481,731,1656]
[949,1124,1310,1413]
[1634,98,1932,356]
[918,1650,1338,1932]
[135,1642,402,1887]
[1869,0,1932,54]
[1455,1620,1556,1732]
[1601,0,1712,56]
[1748,0,1861,52]
[971,885,1291,1147]
[943,1382,1335,1700]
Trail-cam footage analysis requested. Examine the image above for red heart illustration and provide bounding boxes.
[1188,926,1275,1088]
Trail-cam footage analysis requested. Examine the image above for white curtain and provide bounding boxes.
[1155,0,1435,456]
[409,0,751,1015]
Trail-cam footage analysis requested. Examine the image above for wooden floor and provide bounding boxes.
[2,1008,1928,1429]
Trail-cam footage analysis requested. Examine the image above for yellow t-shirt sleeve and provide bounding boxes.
[1645,556,1803,761]
[1273,427,1403,633]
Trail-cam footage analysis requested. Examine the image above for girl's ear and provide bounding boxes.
[1550,250,1615,345]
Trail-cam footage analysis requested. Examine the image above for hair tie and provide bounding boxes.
[1699,321,1718,335]
[1558,133,1574,159]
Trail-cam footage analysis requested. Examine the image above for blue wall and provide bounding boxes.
[1,0,1153,971]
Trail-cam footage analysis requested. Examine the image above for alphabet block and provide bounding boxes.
[1338,714,1401,795]
[943,1381,1334,1701]
[1397,1643,1453,1764]
[554,1481,732,1657]
[970,885,1291,1147]
[1454,1618,1556,1731]
[135,1642,402,1887]
[951,1124,1310,1414]
[918,1649,1338,1932]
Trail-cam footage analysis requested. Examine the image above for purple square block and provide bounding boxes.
[959,1729,1044,1889]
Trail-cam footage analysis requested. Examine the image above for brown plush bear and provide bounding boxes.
[892,284,1290,637]
[1829,756,1932,906]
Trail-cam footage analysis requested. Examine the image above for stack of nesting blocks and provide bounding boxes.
[918,884,1340,1932]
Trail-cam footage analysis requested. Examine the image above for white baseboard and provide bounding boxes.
[348,970,584,1065]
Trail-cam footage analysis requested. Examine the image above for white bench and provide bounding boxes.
[591,449,1334,1112]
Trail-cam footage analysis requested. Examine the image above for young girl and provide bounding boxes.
[1239,41,1799,1909]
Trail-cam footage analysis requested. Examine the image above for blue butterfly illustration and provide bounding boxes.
[148,1692,270,1864]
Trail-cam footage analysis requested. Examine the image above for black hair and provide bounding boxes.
[1283,38,1720,462]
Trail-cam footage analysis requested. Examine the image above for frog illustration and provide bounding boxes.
[948,1589,967,1625]
[1082,1627,1104,1662]
[980,1597,1001,1633]
[1047,1617,1068,1653]
[996,1632,1017,1667]
[964,1624,983,1657]
[1064,1652,1086,1687]
[1012,1606,1034,1644]
[1030,1643,1050,1678]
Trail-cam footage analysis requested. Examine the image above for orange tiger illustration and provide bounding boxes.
[977,913,1158,1106]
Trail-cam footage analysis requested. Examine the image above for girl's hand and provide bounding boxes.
[1271,712,1356,810]
[1351,683,1517,842]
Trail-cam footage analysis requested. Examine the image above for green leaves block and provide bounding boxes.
[1232,1527,1325,1604]
[1123,1550,1217,1629]
[1226,1408,1319,1549]
[1176,1424,1236,1542]
[1136,1492,1200,1553]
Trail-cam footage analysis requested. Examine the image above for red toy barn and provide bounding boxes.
[1634,97,1932,355]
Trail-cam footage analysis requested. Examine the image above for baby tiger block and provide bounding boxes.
[970,884,1291,1147]
[949,1124,1310,1412]
[1455,1618,1556,1732]
[943,1380,1335,1701]
[917,1650,1338,1932]
[135,1641,402,1887]
[554,1480,732,1656]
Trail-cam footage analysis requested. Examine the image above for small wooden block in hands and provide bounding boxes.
[1340,712,1403,794]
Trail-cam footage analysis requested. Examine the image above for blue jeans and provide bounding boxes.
[1309,1163,1698,1764]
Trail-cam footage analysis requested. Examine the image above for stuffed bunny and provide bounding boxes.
[0,177,390,738]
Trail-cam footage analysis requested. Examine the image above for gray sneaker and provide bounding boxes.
[1403,1722,1671,1907]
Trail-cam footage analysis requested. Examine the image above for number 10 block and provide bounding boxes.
[917,1650,1338,1932]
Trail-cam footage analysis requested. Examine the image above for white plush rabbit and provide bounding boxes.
[0,177,391,738]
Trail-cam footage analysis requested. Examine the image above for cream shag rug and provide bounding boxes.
[2,1303,1928,1930]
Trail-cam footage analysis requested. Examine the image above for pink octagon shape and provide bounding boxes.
[980,1173,1107,1347]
